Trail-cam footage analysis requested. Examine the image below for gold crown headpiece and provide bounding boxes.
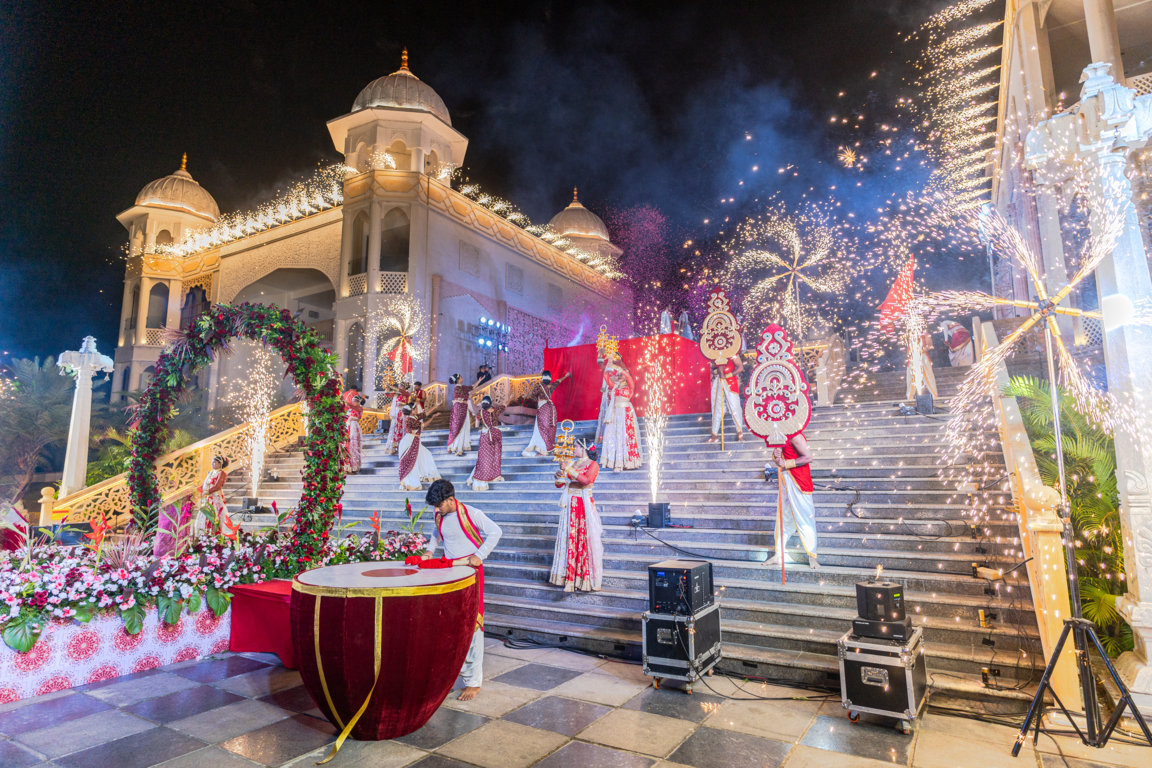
[554,419,577,463]
[596,325,619,359]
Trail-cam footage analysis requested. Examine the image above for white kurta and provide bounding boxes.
[775,470,818,559]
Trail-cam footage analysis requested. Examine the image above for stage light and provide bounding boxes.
[480,316,487,324]
[476,338,484,347]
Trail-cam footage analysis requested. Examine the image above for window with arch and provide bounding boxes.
[426,150,440,178]
[180,286,210,329]
[146,283,170,328]
[350,212,368,275]
[388,139,411,171]
[155,229,174,246]
[380,208,410,272]
[141,365,156,389]
[120,366,131,396]
[128,284,140,331]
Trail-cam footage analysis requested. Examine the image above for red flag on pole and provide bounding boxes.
[877,256,915,332]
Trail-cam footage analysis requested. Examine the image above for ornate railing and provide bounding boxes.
[45,404,388,528]
[814,335,846,405]
[378,271,408,294]
[348,272,368,297]
[470,374,542,408]
[372,382,449,414]
[143,328,166,346]
[974,318,1078,705]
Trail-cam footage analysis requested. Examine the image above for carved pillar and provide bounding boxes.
[367,199,382,294]
[429,273,441,381]
[165,279,182,331]
[135,277,150,345]
[338,206,355,297]
[1082,0,1126,86]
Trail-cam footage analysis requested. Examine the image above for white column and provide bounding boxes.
[367,199,382,294]
[412,147,426,175]
[58,338,114,498]
[338,206,355,297]
[117,279,134,347]
[135,278,150,345]
[1083,0,1126,85]
[165,280,182,330]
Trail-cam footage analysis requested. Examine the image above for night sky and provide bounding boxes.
[0,0,966,361]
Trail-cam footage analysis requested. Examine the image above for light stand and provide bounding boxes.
[1012,307,1152,755]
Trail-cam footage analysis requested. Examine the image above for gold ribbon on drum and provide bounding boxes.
[317,596,384,764]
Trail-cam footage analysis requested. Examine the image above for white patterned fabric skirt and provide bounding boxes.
[601,399,643,471]
[397,434,441,491]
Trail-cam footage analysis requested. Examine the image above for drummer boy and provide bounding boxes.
[424,479,503,701]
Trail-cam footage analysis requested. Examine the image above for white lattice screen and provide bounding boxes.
[1130,72,1152,97]
[348,273,368,296]
[144,328,165,346]
[378,271,408,294]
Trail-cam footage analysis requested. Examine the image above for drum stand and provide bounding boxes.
[1011,324,1152,755]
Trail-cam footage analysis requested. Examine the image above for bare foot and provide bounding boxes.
[808,554,820,570]
[763,554,782,568]
[736,432,744,442]
[457,686,480,701]
[706,436,718,444]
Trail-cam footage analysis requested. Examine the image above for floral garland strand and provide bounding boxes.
[126,302,345,566]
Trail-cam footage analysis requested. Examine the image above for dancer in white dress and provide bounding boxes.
[522,370,570,457]
[397,404,441,491]
[601,356,643,471]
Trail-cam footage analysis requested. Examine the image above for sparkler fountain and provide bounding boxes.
[224,344,277,500]
[641,335,670,502]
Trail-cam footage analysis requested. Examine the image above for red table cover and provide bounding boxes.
[229,580,297,669]
[544,333,711,422]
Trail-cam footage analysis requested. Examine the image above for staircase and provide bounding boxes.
[228,364,1043,710]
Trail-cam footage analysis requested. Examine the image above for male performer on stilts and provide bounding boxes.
[763,431,819,569]
[707,355,745,443]
[422,479,502,701]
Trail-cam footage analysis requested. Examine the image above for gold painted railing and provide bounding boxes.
[975,318,1078,706]
[373,382,449,413]
[470,374,543,408]
[45,403,389,527]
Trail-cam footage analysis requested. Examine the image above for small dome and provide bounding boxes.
[352,49,451,125]
[548,187,610,241]
[135,155,220,221]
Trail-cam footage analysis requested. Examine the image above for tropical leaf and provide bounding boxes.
[2,613,42,653]
[121,604,145,635]
[206,586,231,617]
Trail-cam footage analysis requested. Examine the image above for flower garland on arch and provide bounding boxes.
[126,303,346,568]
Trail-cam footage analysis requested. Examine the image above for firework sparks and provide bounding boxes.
[368,294,429,387]
[838,147,858,168]
[223,344,278,498]
[642,335,671,501]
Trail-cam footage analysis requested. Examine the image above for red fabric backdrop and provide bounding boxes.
[544,333,711,421]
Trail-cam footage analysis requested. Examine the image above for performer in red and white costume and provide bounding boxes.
[382,381,412,456]
[601,356,643,471]
[422,480,502,701]
[467,396,506,492]
[397,405,441,491]
[522,370,571,457]
[707,355,745,443]
[939,320,974,367]
[342,389,365,473]
[764,432,818,569]
[593,350,612,445]
[411,381,428,415]
[905,330,938,400]
[550,442,603,592]
[446,374,474,456]
[196,455,230,533]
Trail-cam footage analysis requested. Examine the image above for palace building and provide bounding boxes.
[110,52,631,406]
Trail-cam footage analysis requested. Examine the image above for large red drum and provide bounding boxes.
[290,562,479,741]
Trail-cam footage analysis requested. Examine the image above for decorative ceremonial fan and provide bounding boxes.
[698,287,743,362]
[596,325,619,361]
[743,324,811,447]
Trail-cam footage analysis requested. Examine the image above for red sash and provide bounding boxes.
[782,439,813,493]
[434,501,486,629]
[723,360,739,393]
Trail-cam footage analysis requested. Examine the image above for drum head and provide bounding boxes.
[295,562,476,593]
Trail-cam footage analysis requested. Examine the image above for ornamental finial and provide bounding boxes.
[572,186,579,204]
[400,47,409,72]
[180,152,187,172]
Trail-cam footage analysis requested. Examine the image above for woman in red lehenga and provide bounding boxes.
[397,404,441,491]
[522,370,571,457]
[446,373,474,456]
[550,442,603,592]
[196,456,230,533]
[467,395,506,492]
[342,389,365,473]
[601,356,643,471]
[383,381,412,456]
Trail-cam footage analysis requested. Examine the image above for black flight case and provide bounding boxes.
[838,626,927,734]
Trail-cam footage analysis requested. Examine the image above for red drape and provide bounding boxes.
[229,580,298,669]
[544,333,712,421]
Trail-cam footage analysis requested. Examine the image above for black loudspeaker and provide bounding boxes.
[649,559,714,614]
[648,502,670,529]
[914,392,934,415]
[855,580,906,622]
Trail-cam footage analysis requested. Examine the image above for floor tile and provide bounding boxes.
[534,649,608,672]
[258,685,319,713]
[666,726,790,768]
[503,695,611,736]
[1032,726,1152,766]
[477,653,526,679]
[911,727,1023,768]
[83,672,199,707]
[437,720,568,768]
[285,738,428,768]
[395,707,489,750]
[624,688,725,724]
[577,708,697,758]
[550,671,650,707]
[54,726,206,768]
[483,642,554,663]
[594,660,651,685]
[13,708,154,758]
[0,693,111,737]
[408,755,485,768]
[124,684,244,724]
[491,663,583,691]
[534,740,654,768]
[0,689,74,713]
[173,655,271,683]
[220,713,337,765]
[703,696,820,741]
[782,743,900,768]
[154,745,265,767]
[801,714,910,764]
[73,667,165,693]
[440,681,545,718]
[0,739,45,768]
[212,666,302,697]
[168,699,290,743]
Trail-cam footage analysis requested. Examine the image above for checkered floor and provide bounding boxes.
[0,640,1147,767]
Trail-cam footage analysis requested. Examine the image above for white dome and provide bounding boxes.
[548,187,610,241]
[135,158,219,221]
[352,50,451,125]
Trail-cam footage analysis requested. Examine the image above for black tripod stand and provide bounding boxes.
[1011,323,1152,755]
